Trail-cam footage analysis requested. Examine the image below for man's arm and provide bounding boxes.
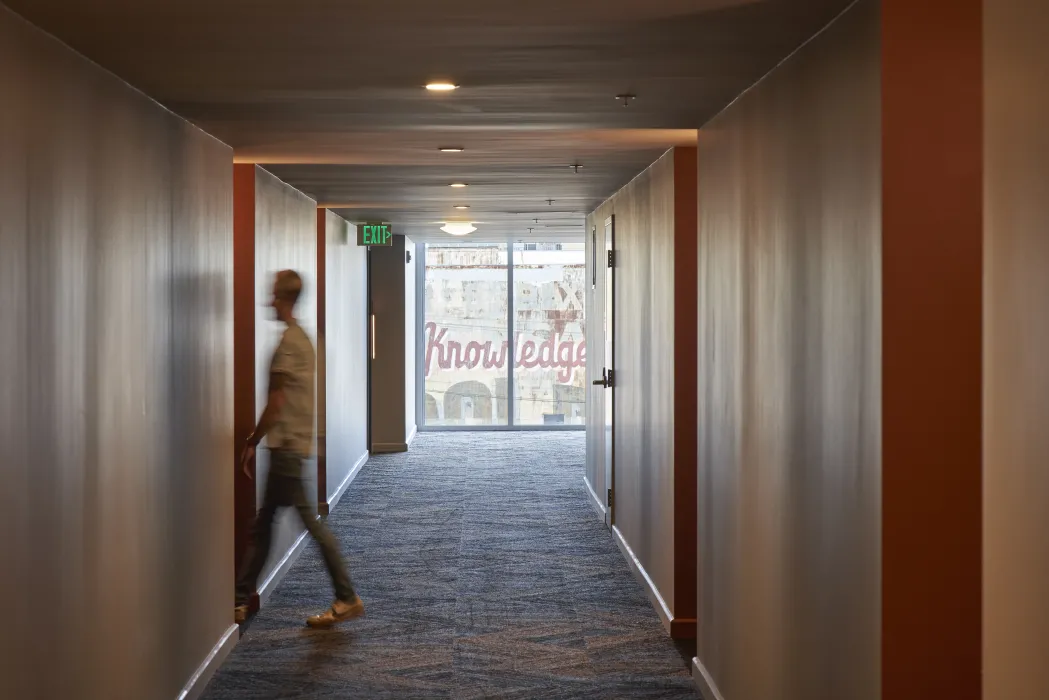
[247,370,287,447]
[240,370,287,477]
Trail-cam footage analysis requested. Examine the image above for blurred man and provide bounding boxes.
[234,270,363,628]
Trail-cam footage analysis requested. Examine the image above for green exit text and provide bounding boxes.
[357,223,393,246]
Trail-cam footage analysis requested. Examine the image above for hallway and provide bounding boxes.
[202,433,697,699]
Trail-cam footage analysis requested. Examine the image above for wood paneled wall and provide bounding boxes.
[585,147,697,637]
[0,6,234,699]
[233,164,318,595]
[318,210,369,511]
[983,0,1049,697]
[694,4,882,699]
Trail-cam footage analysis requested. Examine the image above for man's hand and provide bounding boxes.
[240,443,255,479]
[240,369,284,480]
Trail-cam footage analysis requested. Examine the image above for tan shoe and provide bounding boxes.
[234,605,249,624]
[306,596,364,628]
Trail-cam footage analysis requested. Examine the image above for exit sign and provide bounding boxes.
[357,222,393,247]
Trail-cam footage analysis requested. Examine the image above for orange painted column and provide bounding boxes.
[673,146,699,639]
[232,163,258,607]
[316,208,328,512]
[881,1,983,698]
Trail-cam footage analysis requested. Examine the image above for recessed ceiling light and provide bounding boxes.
[441,222,476,236]
[450,183,468,188]
[439,147,465,153]
[454,205,470,210]
[426,82,459,91]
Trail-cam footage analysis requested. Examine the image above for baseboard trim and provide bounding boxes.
[671,617,697,639]
[583,475,607,523]
[406,425,418,448]
[176,623,238,700]
[257,524,312,607]
[320,450,369,515]
[372,442,408,453]
[692,657,726,700]
[613,525,686,638]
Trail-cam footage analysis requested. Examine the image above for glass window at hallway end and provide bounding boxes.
[422,244,509,427]
[511,241,586,426]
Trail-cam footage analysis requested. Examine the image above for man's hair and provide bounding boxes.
[275,269,303,306]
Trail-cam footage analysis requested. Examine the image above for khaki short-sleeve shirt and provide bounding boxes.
[267,321,315,464]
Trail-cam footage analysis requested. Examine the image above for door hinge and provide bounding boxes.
[607,250,614,268]
[606,369,614,388]
[607,488,614,510]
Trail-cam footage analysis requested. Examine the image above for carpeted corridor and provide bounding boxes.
[202,432,699,699]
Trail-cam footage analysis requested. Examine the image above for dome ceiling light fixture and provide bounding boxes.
[569,163,583,173]
[616,93,637,107]
[426,82,459,91]
[449,183,468,188]
[454,205,470,210]
[439,146,465,153]
[441,222,476,236]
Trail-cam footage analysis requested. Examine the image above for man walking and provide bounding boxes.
[234,269,363,628]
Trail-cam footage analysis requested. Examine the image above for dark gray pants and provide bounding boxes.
[235,455,355,605]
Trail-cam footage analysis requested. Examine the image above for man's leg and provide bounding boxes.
[288,476,363,627]
[234,476,280,615]
[290,477,357,601]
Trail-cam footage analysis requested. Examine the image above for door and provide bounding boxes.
[366,247,373,452]
[596,215,615,525]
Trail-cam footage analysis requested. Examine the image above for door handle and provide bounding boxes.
[592,368,613,388]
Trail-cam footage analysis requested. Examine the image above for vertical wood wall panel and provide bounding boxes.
[983,0,1049,697]
[623,154,671,608]
[249,166,318,585]
[320,211,369,502]
[0,6,234,699]
[695,4,881,699]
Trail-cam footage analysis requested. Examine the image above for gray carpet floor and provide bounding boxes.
[202,432,698,699]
